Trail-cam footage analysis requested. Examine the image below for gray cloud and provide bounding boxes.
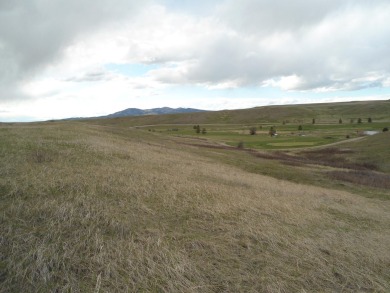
[218,0,388,33]
[1,0,390,106]
[65,70,112,83]
[0,0,149,101]
[151,0,390,91]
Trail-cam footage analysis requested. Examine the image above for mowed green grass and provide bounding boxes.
[1,122,390,292]
[136,121,387,150]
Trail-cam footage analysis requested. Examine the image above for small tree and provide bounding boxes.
[202,128,207,134]
[312,118,315,124]
[298,125,303,131]
[249,127,257,135]
[339,118,342,124]
[195,125,201,134]
[358,118,362,124]
[269,126,276,137]
[368,117,372,123]
[383,127,389,132]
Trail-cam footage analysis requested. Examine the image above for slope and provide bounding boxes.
[85,99,390,127]
[1,122,390,292]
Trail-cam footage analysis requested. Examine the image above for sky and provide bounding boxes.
[1,0,390,122]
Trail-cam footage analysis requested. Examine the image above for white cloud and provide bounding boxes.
[1,0,390,121]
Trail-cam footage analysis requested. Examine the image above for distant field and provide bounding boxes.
[133,121,387,151]
[1,100,390,292]
[87,99,390,127]
[267,141,317,147]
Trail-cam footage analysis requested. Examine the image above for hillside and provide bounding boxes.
[1,121,390,292]
[86,100,390,127]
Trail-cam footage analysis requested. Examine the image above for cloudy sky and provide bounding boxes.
[1,0,390,121]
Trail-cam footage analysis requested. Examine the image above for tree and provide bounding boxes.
[298,125,303,131]
[195,125,200,134]
[339,118,343,124]
[202,128,207,134]
[312,118,315,124]
[269,126,276,136]
[249,127,257,135]
[368,117,372,123]
[383,127,389,132]
[358,118,362,124]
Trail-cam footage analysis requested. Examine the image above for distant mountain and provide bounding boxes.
[104,107,207,118]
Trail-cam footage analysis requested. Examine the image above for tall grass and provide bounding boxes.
[1,122,390,292]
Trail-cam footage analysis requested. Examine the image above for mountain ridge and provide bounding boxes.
[105,107,207,118]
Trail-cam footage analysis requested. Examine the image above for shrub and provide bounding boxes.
[269,126,276,136]
[383,127,389,132]
[249,127,256,135]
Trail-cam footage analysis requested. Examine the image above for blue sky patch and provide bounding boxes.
[105,63,159,77]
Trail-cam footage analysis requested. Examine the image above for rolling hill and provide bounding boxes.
[1,100,390,292]
[86,99,390,127]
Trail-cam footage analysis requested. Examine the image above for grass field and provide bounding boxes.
[1,118,390,292]
[86,99,390,127]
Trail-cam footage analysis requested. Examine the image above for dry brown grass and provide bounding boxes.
[1,122,390,292]
[328,170,390,189]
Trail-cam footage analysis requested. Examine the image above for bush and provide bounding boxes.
[249,127,256,135]
[383,127,389,132]
[269,126,276,136]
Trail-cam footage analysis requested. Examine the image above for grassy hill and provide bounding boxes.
[86,99,390,126]
[1,121,390,292]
